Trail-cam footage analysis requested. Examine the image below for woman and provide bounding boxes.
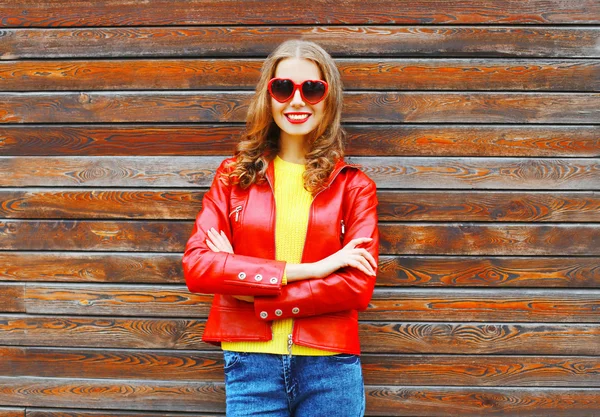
[182,39,379,417]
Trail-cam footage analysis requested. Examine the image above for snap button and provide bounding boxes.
[270,277,278,284]
[275,309,283,316]
[260,311,268,319]
[254,274,263,281]
[238,272,246,280]
[292,307,300,314]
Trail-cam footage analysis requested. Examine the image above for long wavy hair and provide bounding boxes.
[221,39,345,195]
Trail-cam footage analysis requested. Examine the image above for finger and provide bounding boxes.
[348,259,372,276]
[354,253,375,275]
[208,228,228,249]
[207,229,225,251]
[358,248,378,270]
[344,237,373,249]
[220,230,234,252]
[206,239,220,252]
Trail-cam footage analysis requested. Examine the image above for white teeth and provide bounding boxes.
[286,114,309,120]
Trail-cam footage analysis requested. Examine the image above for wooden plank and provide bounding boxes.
[360,355,600,387]
[0,315,213,350]
[11,284,600,322]
[364,386,600,416]
[19,283,214,317]
[0,377,225,412]
[3,189,600,222]
[0,378,598,416]
[0,284,24,313]
[2,315,599,354]
[27,410,224,417]
[2,346,599,387]
[0,408,24,417]
[0,220,191,252]
[1,125,598,157]
[0,252,184,284]
[363,289,600,322]
[3,220,600,255]
[2,59,598,92]
[378,223,600,256]
[377,191,600,222]
[378,255,600,288]
[1,92,599,124]
[3,252,599,288]
[0,189,206,220]
[2,157,599,189]
[3,0,598,27]
[1,27,598,58]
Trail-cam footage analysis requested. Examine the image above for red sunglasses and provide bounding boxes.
[267,78,329,104]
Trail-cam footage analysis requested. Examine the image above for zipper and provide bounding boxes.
[265,173,293,356]
[341,219,345,241]
[267,163,348,357]
[287,333,293,357]
[229,205,242,222]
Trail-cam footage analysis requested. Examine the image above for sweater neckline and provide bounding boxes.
[274,155,305,172]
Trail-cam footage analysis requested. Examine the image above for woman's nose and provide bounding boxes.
[289,88,305,106]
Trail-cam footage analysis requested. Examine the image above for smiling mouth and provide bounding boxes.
[284,113,311,124]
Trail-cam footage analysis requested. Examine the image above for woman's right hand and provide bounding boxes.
[311,237,377,279]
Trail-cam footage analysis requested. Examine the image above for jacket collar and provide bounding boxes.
[265,155,361,190]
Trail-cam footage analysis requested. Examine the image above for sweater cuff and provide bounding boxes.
[282,267,287,285]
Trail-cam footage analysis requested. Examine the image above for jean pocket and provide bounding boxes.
[330,353,360,365]
[222,350,245,373]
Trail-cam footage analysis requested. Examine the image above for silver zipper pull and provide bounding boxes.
[287,334,293,357]
[341,219,345,235]
[229,205,242,222]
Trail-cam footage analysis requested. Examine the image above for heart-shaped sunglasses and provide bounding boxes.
[267,78,329,104]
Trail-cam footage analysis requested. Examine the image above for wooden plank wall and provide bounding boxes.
[1,1,599,415]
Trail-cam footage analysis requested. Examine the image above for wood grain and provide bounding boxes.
[1,92,599,123]
[2,125,598,157]
[364,386,600,416]
[0,377,226,412]
[0,189,206,220]
[2,252,599,288]
[2,157,599,189]
[378,223,600,256]
[0,378,598,415]
[0,347,600,388]
[0,408,23,417]
[0,315,212,350]
[4,284,598,322]
[2,315,599,354]
[27,410,224,417]
[0,252,184,284]
[4,189,600,222]
[0,220,191,252]
[377,256,600,288]
[2,220,600,255]
[1,27,599,58]
[2,59,598,91]
[2,346,599,387]
[3,0,598,26]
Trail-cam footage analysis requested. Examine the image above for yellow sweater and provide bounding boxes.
[221,155,336,355]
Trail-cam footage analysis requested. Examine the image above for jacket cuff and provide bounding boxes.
[222,253,286,296]
[253,282,317,321]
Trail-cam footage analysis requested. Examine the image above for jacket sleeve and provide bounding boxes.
[253,178,379,321]
[182,159,286,296]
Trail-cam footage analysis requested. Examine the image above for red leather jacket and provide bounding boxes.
[182,156,379,354]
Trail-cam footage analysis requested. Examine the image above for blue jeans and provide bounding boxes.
[223,351,366,416]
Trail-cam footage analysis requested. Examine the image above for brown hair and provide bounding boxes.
[222,39,345,195]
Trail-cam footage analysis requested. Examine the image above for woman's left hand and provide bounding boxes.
[206,227,234,254]
[205,227,254,303]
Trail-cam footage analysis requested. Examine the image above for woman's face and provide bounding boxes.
[270,57,326,141]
